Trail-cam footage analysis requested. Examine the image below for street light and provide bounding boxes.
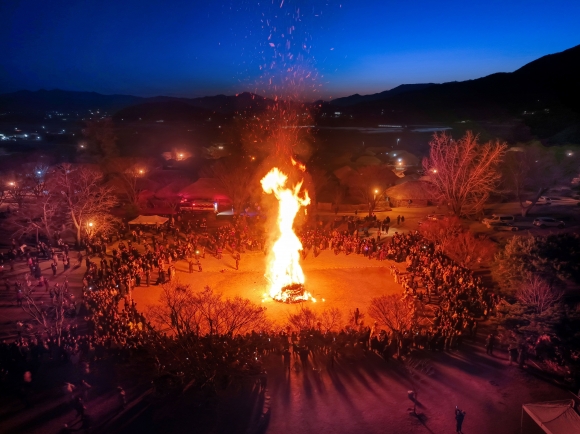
[397,138,400,146]
[432,169,438,173]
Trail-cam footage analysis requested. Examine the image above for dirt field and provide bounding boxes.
[131,249,407,326]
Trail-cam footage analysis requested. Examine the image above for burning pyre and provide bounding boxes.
[261,167,315,303]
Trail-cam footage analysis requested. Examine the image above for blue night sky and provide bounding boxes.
[1,0,579,100]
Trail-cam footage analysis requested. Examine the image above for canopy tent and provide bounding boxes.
[522,400,580,434]
[128,215,169,226]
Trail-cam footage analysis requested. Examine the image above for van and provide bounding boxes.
[482,214,515,224]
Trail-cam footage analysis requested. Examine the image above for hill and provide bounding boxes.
[331,84,435,107]
[332,44,580,120]
[0,89,275,116]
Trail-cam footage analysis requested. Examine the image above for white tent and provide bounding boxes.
[128,215,169,226]
[522,400,580,434]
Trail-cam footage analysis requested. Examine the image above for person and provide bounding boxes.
[397,215,401,225]
[117,386,126,409]
[354,308,360,325]
[508,342,518,365]
[283,348,291,373]
[73,396,86,419]
[485,334,495,356]
[188,259,194,274]
[235,253,240,270]
[455,407,466,433]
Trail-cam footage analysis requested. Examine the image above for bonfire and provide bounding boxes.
[261,167,314,303]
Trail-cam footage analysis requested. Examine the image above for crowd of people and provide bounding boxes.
[0,211,502,430]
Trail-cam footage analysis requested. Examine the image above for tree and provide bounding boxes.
[288,305,319,331]
[423,131,507,217]
[54,164,117,246]
[368,295,415,334]
[418,216,463,252]
[108,158,155,207]
[148,282,267,337]
[319,307,343,333]
[493,233,580,295]
[6,192,62,242]
[445,231,496,268]
[344,165,398,215]
[20,284,67,345]
[502,143,580,216]
[209,158,254,214]
[82,118,118,166]
[516,275,563,315]
[419,217,495,267]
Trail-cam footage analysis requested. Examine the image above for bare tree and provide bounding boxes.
[445,231,496,268]
[108,158,156,206]
[344,166,398,215]
[423,131,506,217]
[148,281,203,337]
[55,164,117,246]
[368,295,415,334]
[221,296,269,336]
[149,282,267,337]
[209,158,254,214]
[288,305,319,331]
[502,143,579,216]
[418,216,463,252]
[7,193,62,242]
[21,284,67,345]
[82,118,118,166]
[516,275,563,314]
[319,307,343,333]
[3,174,29,209]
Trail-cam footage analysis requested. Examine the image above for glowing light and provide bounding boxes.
[139,169,144,174]
[374,189,379,194]
[88,222,94,227]
[291,157,306,172]
[261,167,314,303]
[433,169,438,173]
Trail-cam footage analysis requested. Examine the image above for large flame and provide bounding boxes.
[261,167,314,302]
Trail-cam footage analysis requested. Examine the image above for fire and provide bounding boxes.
[261,167,314,302]
[291,157,306,172]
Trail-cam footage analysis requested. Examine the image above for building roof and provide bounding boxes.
[179,178,230,201]
[333,165,354,181]
[523,400,580,434]
[355,155,383,166]
[385,180,435,200]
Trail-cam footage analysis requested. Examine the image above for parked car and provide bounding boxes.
[482,214,515,225]
[533,217,565,228]
[418,214,446,226]
[538,196,552,205]
[486,221,518,231]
